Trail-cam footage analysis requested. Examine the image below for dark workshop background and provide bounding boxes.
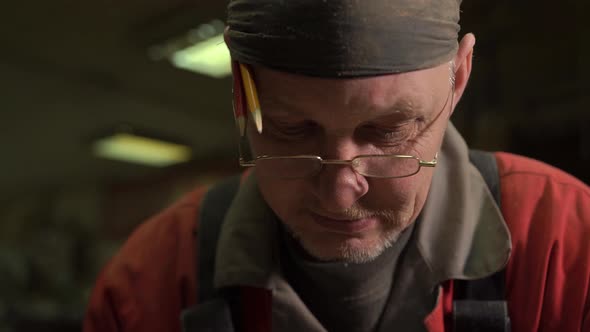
[0,1,588,331]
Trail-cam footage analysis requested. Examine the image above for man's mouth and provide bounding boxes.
[310,211,377,234]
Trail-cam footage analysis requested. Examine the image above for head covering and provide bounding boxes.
[226,0,462,77]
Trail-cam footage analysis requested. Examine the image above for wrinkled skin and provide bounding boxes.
[247,35,475,263]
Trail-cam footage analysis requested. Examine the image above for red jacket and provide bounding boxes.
[84,152,590,331]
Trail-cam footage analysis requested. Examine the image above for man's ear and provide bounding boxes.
[224,26,231,46]
[451,33,476,108]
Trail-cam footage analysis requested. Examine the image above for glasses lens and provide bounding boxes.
[255,157,322,178]
[353,155,420,178]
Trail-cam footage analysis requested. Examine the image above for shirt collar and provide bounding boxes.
[416,123,511,285]
[214,173,279,289]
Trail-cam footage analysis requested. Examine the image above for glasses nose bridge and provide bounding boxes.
[321,158,354,165]
[318,158,358,172]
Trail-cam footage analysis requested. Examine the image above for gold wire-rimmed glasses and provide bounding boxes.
[236,66,455,179]
[240,154,438,179]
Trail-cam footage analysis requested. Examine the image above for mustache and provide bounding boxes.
[313,204,399,223]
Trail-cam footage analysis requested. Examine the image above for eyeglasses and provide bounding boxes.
[235,65,455,180]
[240,154,438,179]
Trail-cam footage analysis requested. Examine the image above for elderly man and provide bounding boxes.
[84,0,590,331]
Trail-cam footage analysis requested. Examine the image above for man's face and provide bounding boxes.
[248,63,454,263]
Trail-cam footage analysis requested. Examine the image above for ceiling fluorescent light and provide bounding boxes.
[93,133,192,167]
[169,33,231,78]
[148,19,230,78]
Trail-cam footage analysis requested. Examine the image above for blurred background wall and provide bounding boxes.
[0,0,588,331]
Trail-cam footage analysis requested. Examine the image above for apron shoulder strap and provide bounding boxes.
[452,150,510,332]
[196,175,241,303]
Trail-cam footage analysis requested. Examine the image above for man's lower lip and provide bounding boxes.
[311,214,376,233]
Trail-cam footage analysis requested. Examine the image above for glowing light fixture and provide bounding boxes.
[149,20,231,78]
[170,34,231,78]
[93,133,192,167]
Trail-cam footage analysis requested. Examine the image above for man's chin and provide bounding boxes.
[297,233,397,264]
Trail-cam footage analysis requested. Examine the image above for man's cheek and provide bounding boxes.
[258,179,304,210]
[367,178,417,203]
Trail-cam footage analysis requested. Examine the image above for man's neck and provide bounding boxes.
[278,219,416,332]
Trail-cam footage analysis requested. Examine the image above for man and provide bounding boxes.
[84,0,590,331]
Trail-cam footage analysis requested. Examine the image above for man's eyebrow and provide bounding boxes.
[261,97,306,116]
[386,101,413,114]
[377,96,424,117]
[261,95,425,117]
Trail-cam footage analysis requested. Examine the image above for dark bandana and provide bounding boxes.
[226,0,462,77]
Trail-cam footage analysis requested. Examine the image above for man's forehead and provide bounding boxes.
[255,65,448,117]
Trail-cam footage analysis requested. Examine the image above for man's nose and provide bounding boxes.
[312,138,370,212]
